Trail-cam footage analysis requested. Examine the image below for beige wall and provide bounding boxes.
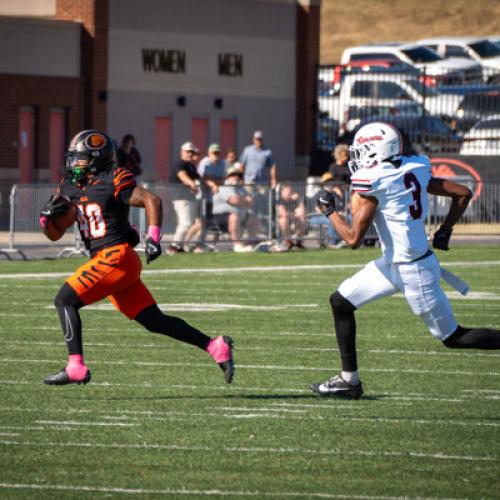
[0,0,56,16]
[0,17,80,77]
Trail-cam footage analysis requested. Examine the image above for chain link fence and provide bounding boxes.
[1,179,498,260]
[316,65,500,155]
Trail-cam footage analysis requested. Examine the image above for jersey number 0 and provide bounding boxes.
[77,203,107,238]
[404,172,423,220]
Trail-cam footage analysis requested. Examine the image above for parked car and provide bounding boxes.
[417,37,500,80]
[455,91,500,130]
[341,43,483,84]
[355,115,462,154]
[318,73,463,131]
[318,59,420,95]
[460,115,500,156]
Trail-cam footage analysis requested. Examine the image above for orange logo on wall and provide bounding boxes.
[430,157,483,201]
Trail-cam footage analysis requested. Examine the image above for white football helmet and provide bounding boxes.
[348,122,402,174]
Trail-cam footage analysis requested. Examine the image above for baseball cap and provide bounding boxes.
[181,141,196,152]
[320,172,335,184]
[208,143,221,153]
[226,166,243,177]
[253,130,263,139]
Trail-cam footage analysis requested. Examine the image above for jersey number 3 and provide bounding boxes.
[404,172,423,220]
[77,203,107,238]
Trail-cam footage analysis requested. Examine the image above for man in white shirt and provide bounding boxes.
[310,122,500,399]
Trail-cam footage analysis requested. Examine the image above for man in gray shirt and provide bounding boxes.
[239,130,277,188]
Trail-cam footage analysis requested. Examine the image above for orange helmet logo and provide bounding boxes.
[85,133,107,150]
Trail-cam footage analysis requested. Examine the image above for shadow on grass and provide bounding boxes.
[77,393,380,402]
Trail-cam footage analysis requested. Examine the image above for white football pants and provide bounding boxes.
[337,253,458,340]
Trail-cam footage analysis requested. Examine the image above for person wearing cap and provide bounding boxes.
[169,141,200,254]
[192,144,227,251]
[212,167,258,252]
[239,131,277,188]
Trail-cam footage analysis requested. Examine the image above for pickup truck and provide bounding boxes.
[318,73,463,132]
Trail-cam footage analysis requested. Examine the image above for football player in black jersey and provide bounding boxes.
[40,130,234,385]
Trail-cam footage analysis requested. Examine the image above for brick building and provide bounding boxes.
[0,0,320,224]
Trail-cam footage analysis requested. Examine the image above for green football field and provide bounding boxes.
[0,247,499,499]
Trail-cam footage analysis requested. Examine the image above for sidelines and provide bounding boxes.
[0,439,496,462]
[0,482,461,499]
[0,260,500,280]
[1,357,500,376]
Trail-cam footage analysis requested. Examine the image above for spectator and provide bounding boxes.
[194,144,227,252]
[328,144,351,185]
[224,148,240,173]
[212,167,258,252]
[308,172,348,249]
[276,183,306,251]
[117,134,142,176]
[239,131,277,188]
[169,142,200,254]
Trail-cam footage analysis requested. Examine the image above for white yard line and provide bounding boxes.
[0,482,459,500]
[0,405,497,427]
[2,358,499,377]
[1,260,499,280]
[34,420,138,427]
[0,440,496,463]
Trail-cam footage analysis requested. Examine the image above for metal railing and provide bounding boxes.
[1,180,499,259]
[316,65,500,155]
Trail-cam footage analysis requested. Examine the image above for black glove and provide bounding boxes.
[316,189,336,217]
[40,195,72,219]
[145,237,162,264]
[432,226,452,251]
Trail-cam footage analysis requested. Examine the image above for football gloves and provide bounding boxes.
[432,226,452,251]
[40,195,72,219]
[316,189,336,217]
[145,237,162,264]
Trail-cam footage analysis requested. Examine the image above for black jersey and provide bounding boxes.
[59,167,137,255]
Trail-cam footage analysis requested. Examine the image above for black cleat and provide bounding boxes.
[43,368,91,386]
[218,336,235,384]
[310,374,363,399]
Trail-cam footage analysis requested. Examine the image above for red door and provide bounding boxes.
[154,117,172,181]
[220,119,237,156]
[191,118,209,157]
[18,108,35,183]
[49,109,66,182]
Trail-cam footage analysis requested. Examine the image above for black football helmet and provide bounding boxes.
[65,130,116,183]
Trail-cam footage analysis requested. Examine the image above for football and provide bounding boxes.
[52,203,78,230]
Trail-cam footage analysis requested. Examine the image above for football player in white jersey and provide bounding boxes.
[310,122,500,399]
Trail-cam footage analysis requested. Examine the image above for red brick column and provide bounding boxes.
[295,0,320,162]
[56,0,108,131]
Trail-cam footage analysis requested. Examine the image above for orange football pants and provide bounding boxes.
[66,243,156,319]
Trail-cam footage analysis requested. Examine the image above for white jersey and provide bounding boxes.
[351,155,431,263]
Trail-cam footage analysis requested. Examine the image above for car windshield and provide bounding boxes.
[475,119,500,130]
[404,79,439,97]
[469,40,500,58]
[401,47,441,63]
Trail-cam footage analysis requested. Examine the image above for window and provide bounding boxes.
[401,47,441,63]
[349,52,401,62]
[444,45,471,58]
[377,81,411,99]
[469,40,500,58]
